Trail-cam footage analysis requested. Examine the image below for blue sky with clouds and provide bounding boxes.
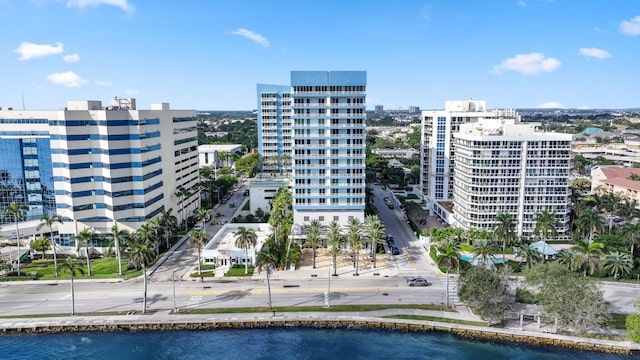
[2,0,639,110]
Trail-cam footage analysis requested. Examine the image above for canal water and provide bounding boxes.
[0,328,636,359]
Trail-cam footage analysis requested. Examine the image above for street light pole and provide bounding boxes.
[172,270,177,313]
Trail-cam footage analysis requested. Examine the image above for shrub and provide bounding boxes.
[516,288,537,304]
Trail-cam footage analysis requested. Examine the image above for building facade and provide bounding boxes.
[290,71,366,227]
[451,119,573,238]
[420,100,520,219]
[257,84,291,174]
[0,98,199,244]
[198,144,242,169]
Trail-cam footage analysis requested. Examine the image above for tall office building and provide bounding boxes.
[290,71,366,226]
[0,98,199,244]
[374,105,384,115]
[451,119,573,238]
[257,84,291,173]
[420,100,519,220]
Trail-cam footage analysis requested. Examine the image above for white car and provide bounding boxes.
[194,223,204,230]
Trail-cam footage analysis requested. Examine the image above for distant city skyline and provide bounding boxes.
[2,0,639,110]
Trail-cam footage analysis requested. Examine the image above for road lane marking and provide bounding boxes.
[180,287,396,296]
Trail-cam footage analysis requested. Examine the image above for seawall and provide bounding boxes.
[0,314,637,355]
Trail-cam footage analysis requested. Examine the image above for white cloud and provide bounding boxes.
[46,71,87,87]
[14,41,64,60]
[537,101,565,109]
[62,53,80,62]
[517,0,526,7]
[492,52,561,75]
[95,80,113,86]
[230,28,270,47]
[66,0,134,13]
[578,105,591,110]
[620,15,640,36]
[579,47,612,59]
[125,88,139,96]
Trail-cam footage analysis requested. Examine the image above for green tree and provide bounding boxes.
[524,262,611,335]
[75,228,94,277]
[189,229,206,280]
[493,213,515,263]
[4,202,27,274]
[235,227,257,274]
[621,222,640,260]
[37,214,63,277]
[603,251,633,280]
[575,209,605,243]
[111,223,130,276]
[457,266,514,325]
[627,300,640,343]
[128,240,154,314]
[472,239,496,267]
[29,237,50,260]
[255,251,277,310]
[175,185,191,231]
[345,218,362,269]
[572,239,605,276]
[364,215,386,268]
[515,244,542,269]
[436,241,461,308]
[195,207,211,236]
[305,219,322,269]
[327,221,343,276]
[533,209,559,244]
[59,257,84,315]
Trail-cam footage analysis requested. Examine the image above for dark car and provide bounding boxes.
[406,277,430,287]
[387,203,395,209]
[391,246,400,255]
[243,189,250,196]
[387,239,396,248]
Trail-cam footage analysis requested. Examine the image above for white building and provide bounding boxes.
[248,177,290,215]
[372,148,419,159]
[198,144,242,169]
[0,98,199,244]
[451,119,573,238]
[201,223,272,268]
[257,84,291,174]
[420,100,519,218]
[291,71,366,227]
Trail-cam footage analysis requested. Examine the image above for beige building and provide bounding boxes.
[591,166,640,205]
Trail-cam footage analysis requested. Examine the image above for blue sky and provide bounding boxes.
[1,0,639,110]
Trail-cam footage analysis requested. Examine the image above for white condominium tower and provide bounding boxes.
[452,119,573,238]
[257,84,291,174]
[290,71,366,227]
[0,98,199,243]
[420,100,519,220]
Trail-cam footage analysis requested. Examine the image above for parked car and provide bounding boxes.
[194,223,204,230]
[387,203,395,209]
[406,277,430,287]
[387,239,396,248]
[391,246,400,255]
[243,189,250,196]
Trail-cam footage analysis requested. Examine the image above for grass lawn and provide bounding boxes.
[382,314,485,327]
[225,266,254,276]
[20,258,142,280]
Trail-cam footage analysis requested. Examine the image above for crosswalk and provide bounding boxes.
[438,274,461,306]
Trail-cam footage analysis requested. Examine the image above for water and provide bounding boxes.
[0,328,636,360]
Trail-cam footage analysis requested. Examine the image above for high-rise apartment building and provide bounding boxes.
[290,71,366,226]
[257,84,291,173]
[0,98,199,244]
[374,105,384,115]
[451,119,573,238]
[420,100,519,220]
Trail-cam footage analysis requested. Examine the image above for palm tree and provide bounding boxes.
[327,221,343,276]
[352,240,363,276]
[616,197,640,224]
[175,186,191,231]
[620,222,640,260]
[493,213,515,263]
[235,227,257,274]
[345,217,362,268]
[159,208,178,249]
[111,223,129,276]
[4,202,27,274]
[128,240,154,314]
[364,215,385,268]
[255,251,277,310]
[595,190,621,232]
[195,207,211,238]
[137,222,159,259]
[603,251,633,280]
[556,249,577,271]
[515,244,542,269]
[75,228,94,277]
[37,214,63,277]
[189,229,206,280]
[29,237,50,259]
[59,257,84,315]
[533,209,559,261]
[472,239,496,267]
[305,219,322,269]
[436,241,461,308]
[575,209,605,243]
[572,239,605,276]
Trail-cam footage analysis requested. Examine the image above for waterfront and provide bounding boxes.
[0,328,636,360]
